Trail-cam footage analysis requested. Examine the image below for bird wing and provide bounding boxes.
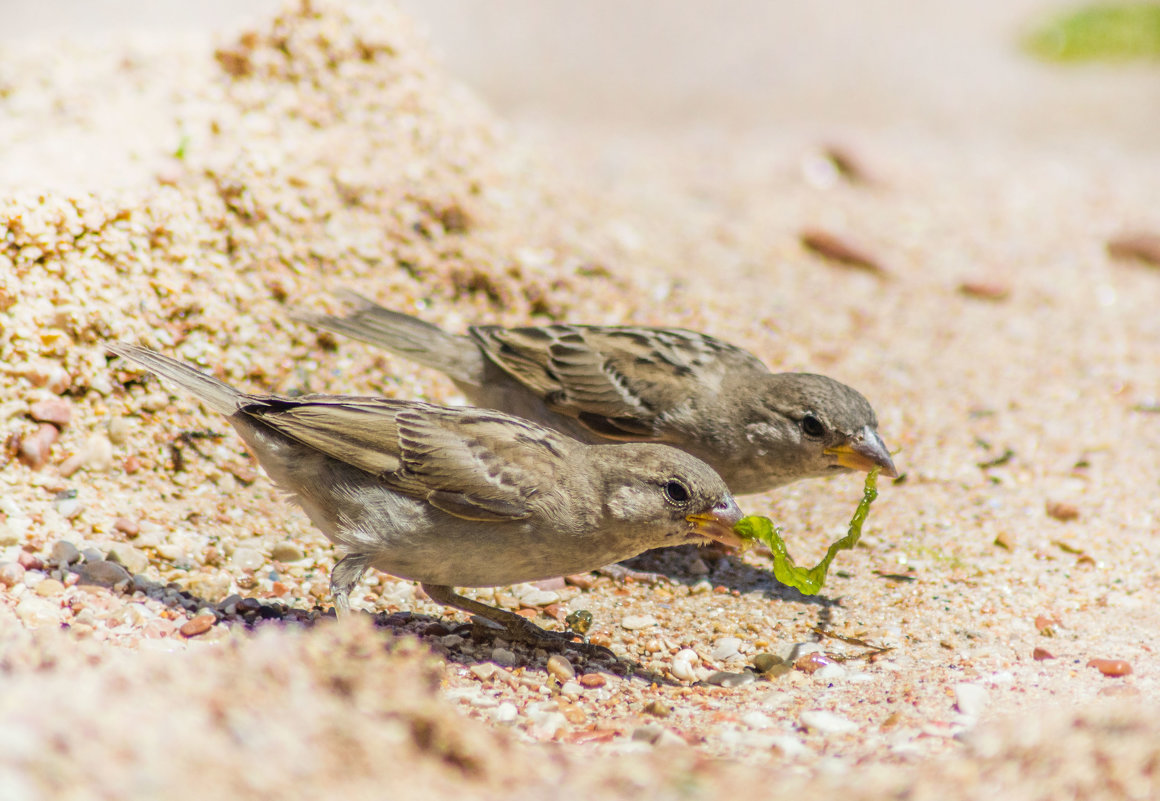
[469,325,768,440]
[243,397,567,522]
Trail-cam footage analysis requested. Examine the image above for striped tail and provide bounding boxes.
[106,343,242,415]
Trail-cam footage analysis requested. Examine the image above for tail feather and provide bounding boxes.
[106,343,242,415]
[292,291,485,386]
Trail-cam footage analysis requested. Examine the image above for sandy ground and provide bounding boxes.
[1,2,1159,798]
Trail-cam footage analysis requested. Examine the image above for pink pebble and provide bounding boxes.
[29,398,72,427]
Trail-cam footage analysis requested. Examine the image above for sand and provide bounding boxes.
[1,2,1158,798]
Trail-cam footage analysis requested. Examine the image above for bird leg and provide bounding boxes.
[420,583,615,660]
[330,553,372,618]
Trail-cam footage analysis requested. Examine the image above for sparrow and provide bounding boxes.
[295,293,898,495]
[107,343,743,650]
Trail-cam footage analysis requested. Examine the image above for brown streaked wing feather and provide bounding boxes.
[393,407,577,521]
[471,325,768,440]
[240,395,409,476]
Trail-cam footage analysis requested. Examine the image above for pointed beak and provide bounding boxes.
[825,426,899,478]
[687,496,745,548]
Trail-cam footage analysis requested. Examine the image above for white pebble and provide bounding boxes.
[527,709,568,738]
[800,710,858,735]
[15,597,59,628]
[491,702,518,724]
[83,435,114,472]
[469,663,498,681]
[741,711,773,730]
[620,614,657,630]
[954,682,989,719]
[230,547,264,571]
[816,663,847,682]
[711,637,742,662]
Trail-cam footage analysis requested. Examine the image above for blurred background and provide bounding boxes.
[2,0,1158,148]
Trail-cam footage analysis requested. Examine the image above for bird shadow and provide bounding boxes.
[124,573,669,684]
[617,545,841,609]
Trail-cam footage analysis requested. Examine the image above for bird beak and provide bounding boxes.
[687,497,745,548]
[825,426,899,478]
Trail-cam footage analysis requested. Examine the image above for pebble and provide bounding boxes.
[578,673,606,688]
[0,562,25,586]
[113,517,140,537]
[670,649,700,682]
[800,710,858,735]
[689,580,712,595]
[815,663,848,682]
[620,614,657,630]
[107,416,131,446]
[527,709,568,738]
[490,647,517,667]
[0,515,30,546]
[34,578,65,597]
[469,663,498,681]
[491,702,518,724]
[270,543,305,563]
[546,654,575,682]
[179,613,217,638]
[53,491,83,519]
[106,546,149,575]
[754,654,783,673]
[76,560,132,588]
[795,652,837,674]
[1046,501,1079,522]
[741,711,773,730]
[711,637,742,662]
[518,589,559,607]
[230,547,264,571]
[15,597,59,628]
[705,670,755,688]
[19,423,59,468]
[82,435,114,472]
[139,392,170,413]
[17,552,44,571]
[29,398,72,427]
[954,683,988,718]
[26,363,71,394]
[1032,647,1055,661]
[50,541,81,566]
[1087,658,1132,677]
[643,699,671,718]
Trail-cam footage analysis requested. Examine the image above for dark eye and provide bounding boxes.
[801,414,825,439]
[663,480,691,505]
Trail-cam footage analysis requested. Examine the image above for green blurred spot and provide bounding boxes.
[1024,3,1160,62]
[735,468,879,596]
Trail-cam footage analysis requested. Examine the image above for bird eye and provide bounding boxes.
[801,414,825,438]
[662,480,691,505]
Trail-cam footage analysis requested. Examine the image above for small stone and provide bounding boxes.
[1046,501,1079,522]
[689,580,712,595]
[1034,614,1059,636]
[122,455,141,474]
[686,557,709,575]
[800,710,858,735]
[52,492,83,519]
[578,673,606,688]
[800,228,885,274]
[26,364,71,394]
[0,562,25,586]
[49,541,81,566]
[179,613,216,638]
[620,614,657,630]
[741,711,773,730]
[139,392,170,412]
[470,663,498,681]
[795,652,837,674]
[527,709,568,738]
[35,578,65,597]
[643,699,671,718]
[107,417,131,446]
[705,670,755,688]
[959,281,1010,301]
[1107,231,1160,266]
[1032,647,1055,661]
[1087,658,1132,677]
[230,547,264,571]
[83,435,114,472]
[76,560,131,588]
[632,724,665,744]
[270,543,305,563]
[29,398,72,427]
[753,653,784,673]
[954,683,988,718]
[546,654,575,682]
[490,647,517,667]
[15,596,59,628]
[519,589,559,607]
[491,702,518,724]
[107,546,149,575]
[17,552,44,571]
[993,531,1015,550]
[113,517,140,537]
[712,637,742,662]
[58,453,86,478]
[18,423,59,469]
[815,663,848,682]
